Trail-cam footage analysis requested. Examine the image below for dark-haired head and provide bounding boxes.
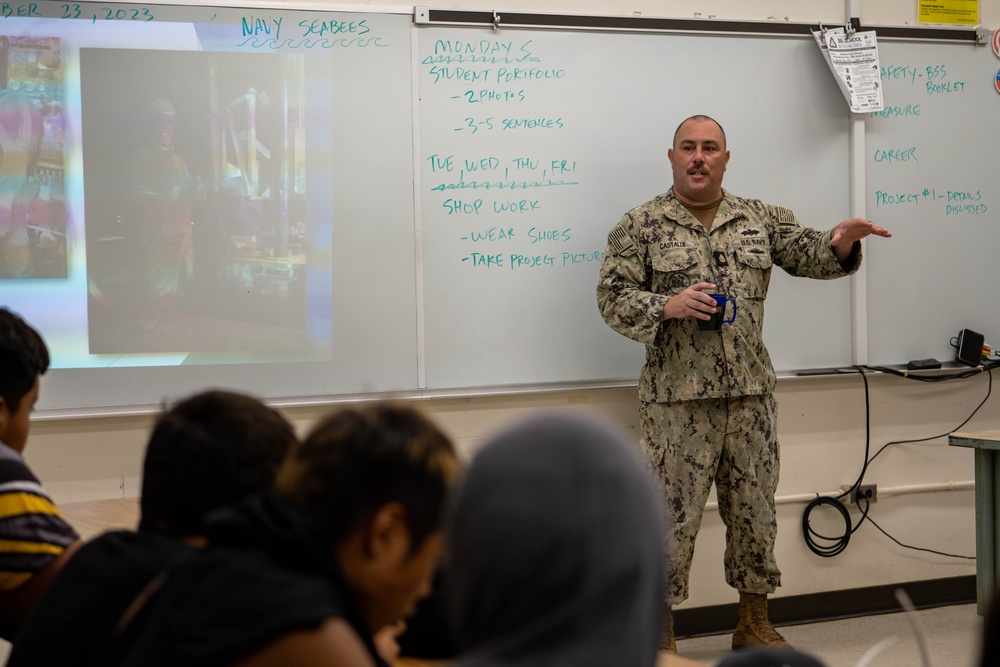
[0,308,49,415]
[0,308,49,452]
[275,402,458,553]
[139,390,297,538]
[275,402,458,632]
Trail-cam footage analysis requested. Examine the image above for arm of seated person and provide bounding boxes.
[232,617,379,667]
[0,538,82,631]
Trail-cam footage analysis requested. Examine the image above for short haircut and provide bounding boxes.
[275,402,458,553]
[672,114,727,149]
[140,390,297,537]
[0,308,50,414]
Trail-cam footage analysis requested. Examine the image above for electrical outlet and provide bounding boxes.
[851,484,877,505]
[839,483,878,505]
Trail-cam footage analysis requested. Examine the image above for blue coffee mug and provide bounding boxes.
[698,293,737,331]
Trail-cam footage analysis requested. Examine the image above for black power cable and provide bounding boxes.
[802,365,872,557]
[801,363,994,558]
[867,367,994,468]
[862,360,1000,382]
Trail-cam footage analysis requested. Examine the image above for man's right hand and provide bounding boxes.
[662,282,718,321]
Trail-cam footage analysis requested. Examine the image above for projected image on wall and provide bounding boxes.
[81,48,322,355]
[0,36,67,280]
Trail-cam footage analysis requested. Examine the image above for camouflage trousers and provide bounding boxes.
[639,393,781,605]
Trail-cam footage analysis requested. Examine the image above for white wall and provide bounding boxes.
[27,0,1000,611]
[31,372,998,609]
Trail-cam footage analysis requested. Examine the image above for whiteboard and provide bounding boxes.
[1,5,892,413]
[417,26,853,389]
[866,41,1000,366]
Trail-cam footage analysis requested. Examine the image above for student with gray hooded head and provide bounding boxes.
[446,412,666,667]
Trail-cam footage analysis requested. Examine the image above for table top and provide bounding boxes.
[949,430,1000,450]
[59,497,139,540]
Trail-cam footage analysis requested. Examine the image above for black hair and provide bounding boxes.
[139,389,297,538]
[0,307,49,414]
[275,402,458,554]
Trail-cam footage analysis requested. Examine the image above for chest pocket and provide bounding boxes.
[651,249,701,296]
[735,242,773,299]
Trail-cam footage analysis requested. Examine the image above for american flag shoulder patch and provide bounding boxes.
[772,206,795,225]
[608,226,636,255]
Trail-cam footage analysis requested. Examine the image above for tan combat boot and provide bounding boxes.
[731,592,792,650]
[660,605,676,653]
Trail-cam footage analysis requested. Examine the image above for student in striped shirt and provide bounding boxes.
[0,308,80,638]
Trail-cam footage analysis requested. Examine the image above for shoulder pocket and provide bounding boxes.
[735,246,772,299]
[651,249,699,273]
[651,249,699,296]
[736,245,773,270]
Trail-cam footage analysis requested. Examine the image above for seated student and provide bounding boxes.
[445,413,666,667]
[113,402,459,667]
[0,308,80,639]
[8,389,297,665]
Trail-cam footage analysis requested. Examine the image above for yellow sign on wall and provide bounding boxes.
[918,0,979,24]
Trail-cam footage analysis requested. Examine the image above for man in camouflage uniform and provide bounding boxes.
[596,115,890,652]
[126,98,194,329]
